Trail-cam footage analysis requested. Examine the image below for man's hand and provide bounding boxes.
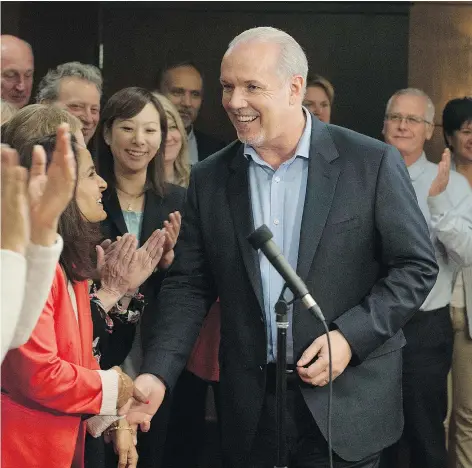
[429,148,451,197]
[113,366,149,412]
[124,374,166,432]
[296,330,352,387]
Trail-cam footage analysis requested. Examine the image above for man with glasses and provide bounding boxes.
[381,88,472,468]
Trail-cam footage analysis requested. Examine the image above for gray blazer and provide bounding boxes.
[141,117,438,464]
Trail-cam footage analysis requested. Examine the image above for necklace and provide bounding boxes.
[116,186,144,212]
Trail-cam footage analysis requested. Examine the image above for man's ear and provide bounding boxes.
[289,75,304,106]
[425,122,434,141]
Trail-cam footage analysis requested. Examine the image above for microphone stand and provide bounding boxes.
[247,225,333,468]
[273,285,333,468]
[274,285,291,468]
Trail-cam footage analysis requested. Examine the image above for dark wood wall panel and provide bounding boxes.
[1,2,21,36]
[3,2,409,142]
[101,3,409,142]
[2,1,100,102]
[409,2,472,163]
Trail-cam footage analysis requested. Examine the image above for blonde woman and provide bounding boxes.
[153,92,190,187]
[302,74,335,123]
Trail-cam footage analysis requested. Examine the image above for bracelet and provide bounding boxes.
[105,426,136,436]
[107,420,122,430]
[114,367,134,408]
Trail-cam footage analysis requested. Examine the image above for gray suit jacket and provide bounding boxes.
[141,117,438,464]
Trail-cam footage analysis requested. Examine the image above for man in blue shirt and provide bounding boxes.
[131,27,438,468]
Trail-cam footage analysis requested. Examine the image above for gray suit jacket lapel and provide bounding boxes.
[297,120,341,282]
[227,145,265,314]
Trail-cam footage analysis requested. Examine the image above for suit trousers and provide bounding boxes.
[381,306,454,468]
[163,369,221,468]
[227,365,381,468]
[447,306,472,468]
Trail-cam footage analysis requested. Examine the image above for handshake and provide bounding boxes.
[103,371,167,468]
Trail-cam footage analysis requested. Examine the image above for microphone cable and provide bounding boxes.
[286,295,334,468]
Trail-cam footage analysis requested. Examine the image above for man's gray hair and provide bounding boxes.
[385,88,435,123]
[36,61,103,103]
[227,27,308,94]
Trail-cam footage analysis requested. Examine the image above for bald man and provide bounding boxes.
[1,35,34,108]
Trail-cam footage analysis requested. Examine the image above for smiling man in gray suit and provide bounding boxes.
[129,27,438,468]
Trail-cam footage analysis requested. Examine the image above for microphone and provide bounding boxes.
[247,224,326,322]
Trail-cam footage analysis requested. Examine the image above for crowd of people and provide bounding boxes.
[1,25,471,468]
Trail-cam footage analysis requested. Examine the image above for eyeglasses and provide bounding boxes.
[385,113,432,126]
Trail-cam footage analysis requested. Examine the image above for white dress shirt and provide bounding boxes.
[408,153,472,311]
[450,163,472,337]
[451,271,465,308]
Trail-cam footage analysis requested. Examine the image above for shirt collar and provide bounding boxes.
[407,152,428,181]
[243,107,312,163]
[187,126,196,141]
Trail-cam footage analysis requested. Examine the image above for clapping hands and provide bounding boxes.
[429,147,451,197]
[158,211,182,269]
[96,229,167,306]
[1,146,29,255]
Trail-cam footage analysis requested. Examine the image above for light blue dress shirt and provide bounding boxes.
[244,109,312,363]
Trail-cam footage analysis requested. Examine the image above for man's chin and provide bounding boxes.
[179,114,193,128]
[82,129,97,144]
[9,97,28,108]
[238,132,265,147]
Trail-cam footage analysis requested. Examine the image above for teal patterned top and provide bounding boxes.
[122,210,144,246]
